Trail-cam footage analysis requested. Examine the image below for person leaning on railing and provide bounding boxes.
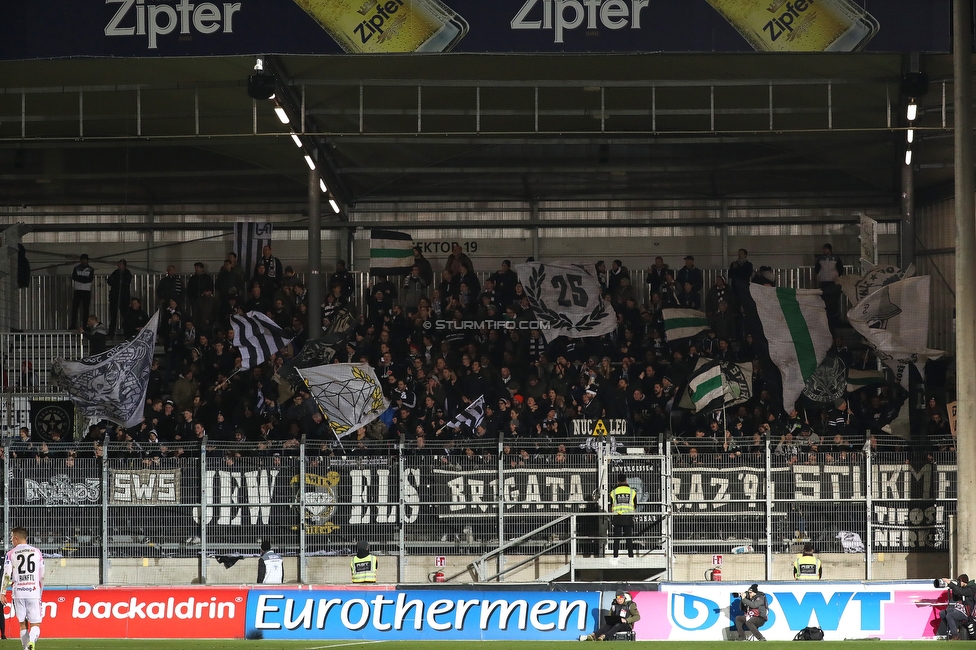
[350,541,377,584]
[793,543,823,580]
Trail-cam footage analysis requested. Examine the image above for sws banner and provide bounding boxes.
[246,588,600,640]
[0,1,949,59]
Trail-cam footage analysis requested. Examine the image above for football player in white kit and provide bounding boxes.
[2,527,44,650]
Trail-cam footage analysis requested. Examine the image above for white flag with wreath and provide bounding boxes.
[514,261,615,342]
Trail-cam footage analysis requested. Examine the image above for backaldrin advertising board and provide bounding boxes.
[636,583,947,640]
[16,588,247,638]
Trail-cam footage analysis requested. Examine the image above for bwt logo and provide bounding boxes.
[669,591,892,632]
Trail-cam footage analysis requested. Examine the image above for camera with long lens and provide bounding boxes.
[934,578,948,588]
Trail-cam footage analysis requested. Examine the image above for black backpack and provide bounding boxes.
[794,626,824,641]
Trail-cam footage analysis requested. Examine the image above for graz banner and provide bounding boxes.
[0,1,948,59]
[671,459,954,550]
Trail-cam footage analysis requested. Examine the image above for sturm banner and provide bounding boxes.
[0,1,949,60]
[670,460,954,550]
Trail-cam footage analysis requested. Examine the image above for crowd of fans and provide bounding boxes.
[56,243,955,467]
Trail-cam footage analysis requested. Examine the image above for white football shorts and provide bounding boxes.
[12,598,42,624]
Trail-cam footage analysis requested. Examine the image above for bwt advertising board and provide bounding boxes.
[0,0,949,60]
[245,589,601,640]
[636,583,947,640]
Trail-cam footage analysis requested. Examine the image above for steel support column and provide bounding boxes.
[308,169,322,341]
[953,0,976,570]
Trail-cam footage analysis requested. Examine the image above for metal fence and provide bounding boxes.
[1,437,954,585]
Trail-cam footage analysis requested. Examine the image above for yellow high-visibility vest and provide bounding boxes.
[794,555,822,580]
[351,554,378,583]
[611,485,636,515]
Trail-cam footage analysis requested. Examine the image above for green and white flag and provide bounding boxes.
[688,359,724,412]
[846,368,886,393]
[369,229,414,276]
[662,308,709,341]
[749,284,832,412]
[678,359,753,411]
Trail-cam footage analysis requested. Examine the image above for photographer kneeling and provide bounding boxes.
[581,590,641,641]
[733,584,768,641]
[937,574,974,640]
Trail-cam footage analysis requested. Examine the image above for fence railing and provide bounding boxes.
[14,266,853,332]
[2,437,954,585]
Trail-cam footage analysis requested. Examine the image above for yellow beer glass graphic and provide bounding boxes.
[294,0,469,53]
[706,0,879,52]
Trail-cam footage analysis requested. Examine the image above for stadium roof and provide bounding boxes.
[0,51,963,217]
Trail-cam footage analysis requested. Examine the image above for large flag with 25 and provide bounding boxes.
[52,311,160,428]
[514,261,615,342]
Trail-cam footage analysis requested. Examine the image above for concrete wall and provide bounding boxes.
[44,551,948,587]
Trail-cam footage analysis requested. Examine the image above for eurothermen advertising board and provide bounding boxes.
[245,588,601,640]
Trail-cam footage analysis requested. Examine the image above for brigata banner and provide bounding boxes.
[246,588,600,640]
[0,1,948,59]
[36,588,248,639]
[649,582,946,640]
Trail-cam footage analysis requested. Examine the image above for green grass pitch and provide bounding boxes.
[0,641,933,649]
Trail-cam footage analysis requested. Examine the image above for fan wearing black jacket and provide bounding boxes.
[939,574,974,640]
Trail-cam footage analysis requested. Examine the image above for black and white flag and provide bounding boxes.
[51,311,160,428]
[514,261,615,342]
[444,395,486,431]
[234,222,272,283]
[231,311,293,369]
